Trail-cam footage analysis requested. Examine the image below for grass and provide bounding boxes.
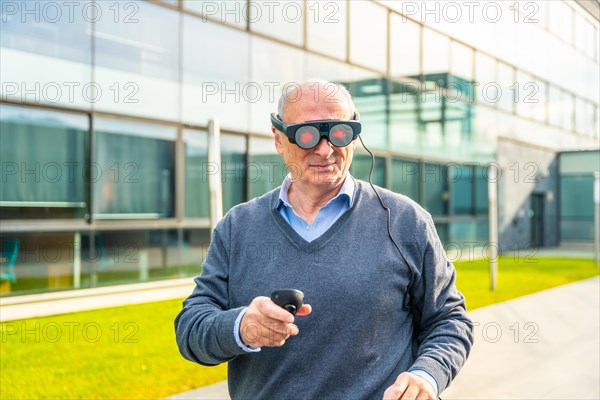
[454,256,599,310]
[1,257,598,399]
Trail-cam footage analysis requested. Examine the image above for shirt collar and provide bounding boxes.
[278,174,355,209]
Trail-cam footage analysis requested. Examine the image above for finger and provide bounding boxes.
[258,298,295,323]
[382,381,408,400]
[398,385,419,400]
[296,303,312,316]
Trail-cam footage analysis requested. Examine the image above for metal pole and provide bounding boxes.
[594,171,599,267]
[208,119,223,235]
[488,164,499,290]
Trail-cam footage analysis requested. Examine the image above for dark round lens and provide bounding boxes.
[295,126,319,149]
[329,124,354,147]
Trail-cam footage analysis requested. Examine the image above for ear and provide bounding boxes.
[273,128,284,155]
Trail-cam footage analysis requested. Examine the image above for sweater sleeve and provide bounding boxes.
[174,220,249,366]
[408,215,474,393]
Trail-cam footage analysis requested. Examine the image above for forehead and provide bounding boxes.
[284,85,351,123]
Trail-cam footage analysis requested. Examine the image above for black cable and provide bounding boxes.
[358,135,415,310]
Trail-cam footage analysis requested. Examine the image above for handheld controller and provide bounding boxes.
[270,289,304,316]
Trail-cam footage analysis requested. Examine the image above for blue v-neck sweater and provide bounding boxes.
[175,180,473,399]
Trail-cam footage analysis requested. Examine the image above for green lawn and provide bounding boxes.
[1,257,598,399]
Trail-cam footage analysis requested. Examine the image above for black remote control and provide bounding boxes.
[270,289,304,316]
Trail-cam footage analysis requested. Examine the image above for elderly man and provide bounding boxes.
[175,80,473,399]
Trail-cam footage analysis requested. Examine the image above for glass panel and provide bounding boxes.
[182,16,250,131]
[547,84,562,127]
[250,0,303,46]
[349,1,387,72]
[306,0,346,60]
[561,92,575,132]
[184,0,247,28]
[350,154,385,187]
[248,137,287,199]
[391,158,419,201]
[0,0,92,109]
[515,70,534,119]
[560,175,594,240]
[94,1,179,120]
[450,41,473,82]
[450,164,473,216]
[249,37,305,134]
[0,229,212,297]
[0,104,88,219]
[184,130,209,218]
[497,62,514,113]
[349,79,388,150]
[93,118,176,218]
[220,134,247,212]
[475,166,489,215]
[422,28,449,77]
[474,52,496,106]
[389,14,420,79]
[422,162,448,216]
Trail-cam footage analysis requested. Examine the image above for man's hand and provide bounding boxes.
[382,372,437,400]
[240,296,312,348]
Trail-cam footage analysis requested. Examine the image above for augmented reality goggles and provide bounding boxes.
[271,113,362,150]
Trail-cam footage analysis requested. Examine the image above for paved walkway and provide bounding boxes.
[0,278,195,322]
[165,276,600,400]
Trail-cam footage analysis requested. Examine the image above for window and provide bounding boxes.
[0,104,88,219]
[422,28,449,78]
[450,41,473,83]
[184,0,247,28]
[389,15,420,79]
[94,2,179,120]
[306,0,347,60]
[250,0,304,46]
[350,154,385,187]
[349,1,387,72]
[184,130,210,218]
[422,162,448,216]
[474,52,496,106]
[0,1,91,109]
[449,164,473,215]
[182,16,250,131]
[93,118,176,218]
[391,158,419,201]
[220,134,247,212]
[248,137,287,199]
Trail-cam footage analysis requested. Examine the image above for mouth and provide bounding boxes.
[309,162,335,169]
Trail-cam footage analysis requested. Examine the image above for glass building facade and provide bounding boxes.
[1,0,598,296]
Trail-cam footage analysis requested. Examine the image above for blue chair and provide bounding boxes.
[1,238,19,284]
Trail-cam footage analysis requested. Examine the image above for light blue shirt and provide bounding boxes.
[276,174,355,242]
[233,174,438,394]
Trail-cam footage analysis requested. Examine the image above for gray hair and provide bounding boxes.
[277,79,357,120]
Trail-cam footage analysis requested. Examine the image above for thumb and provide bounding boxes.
[296,304,312,316]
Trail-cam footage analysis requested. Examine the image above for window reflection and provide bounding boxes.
[391,158,419,201]
[0,104,88,219]
[94,118,176,218]
[182,16,250,131]
[220,134,247,212]
[184,130,210,218]
[306,0,346,60]
[250,0,303,46]
[0,1,91,108]
[184,0,247,28]
[349,1,387,72]
[390,15,420,78]
[351,154,386,187]
[94,1,179,120]
[248,137,287,199]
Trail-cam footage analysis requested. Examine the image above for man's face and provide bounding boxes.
[273,89,356,189]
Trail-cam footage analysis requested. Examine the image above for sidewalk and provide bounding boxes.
[166,276,600,400]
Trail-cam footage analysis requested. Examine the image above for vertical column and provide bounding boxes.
[488,164,499,290]
[73,232,81,289]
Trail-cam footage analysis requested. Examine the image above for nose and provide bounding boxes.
[313,137,333,158]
